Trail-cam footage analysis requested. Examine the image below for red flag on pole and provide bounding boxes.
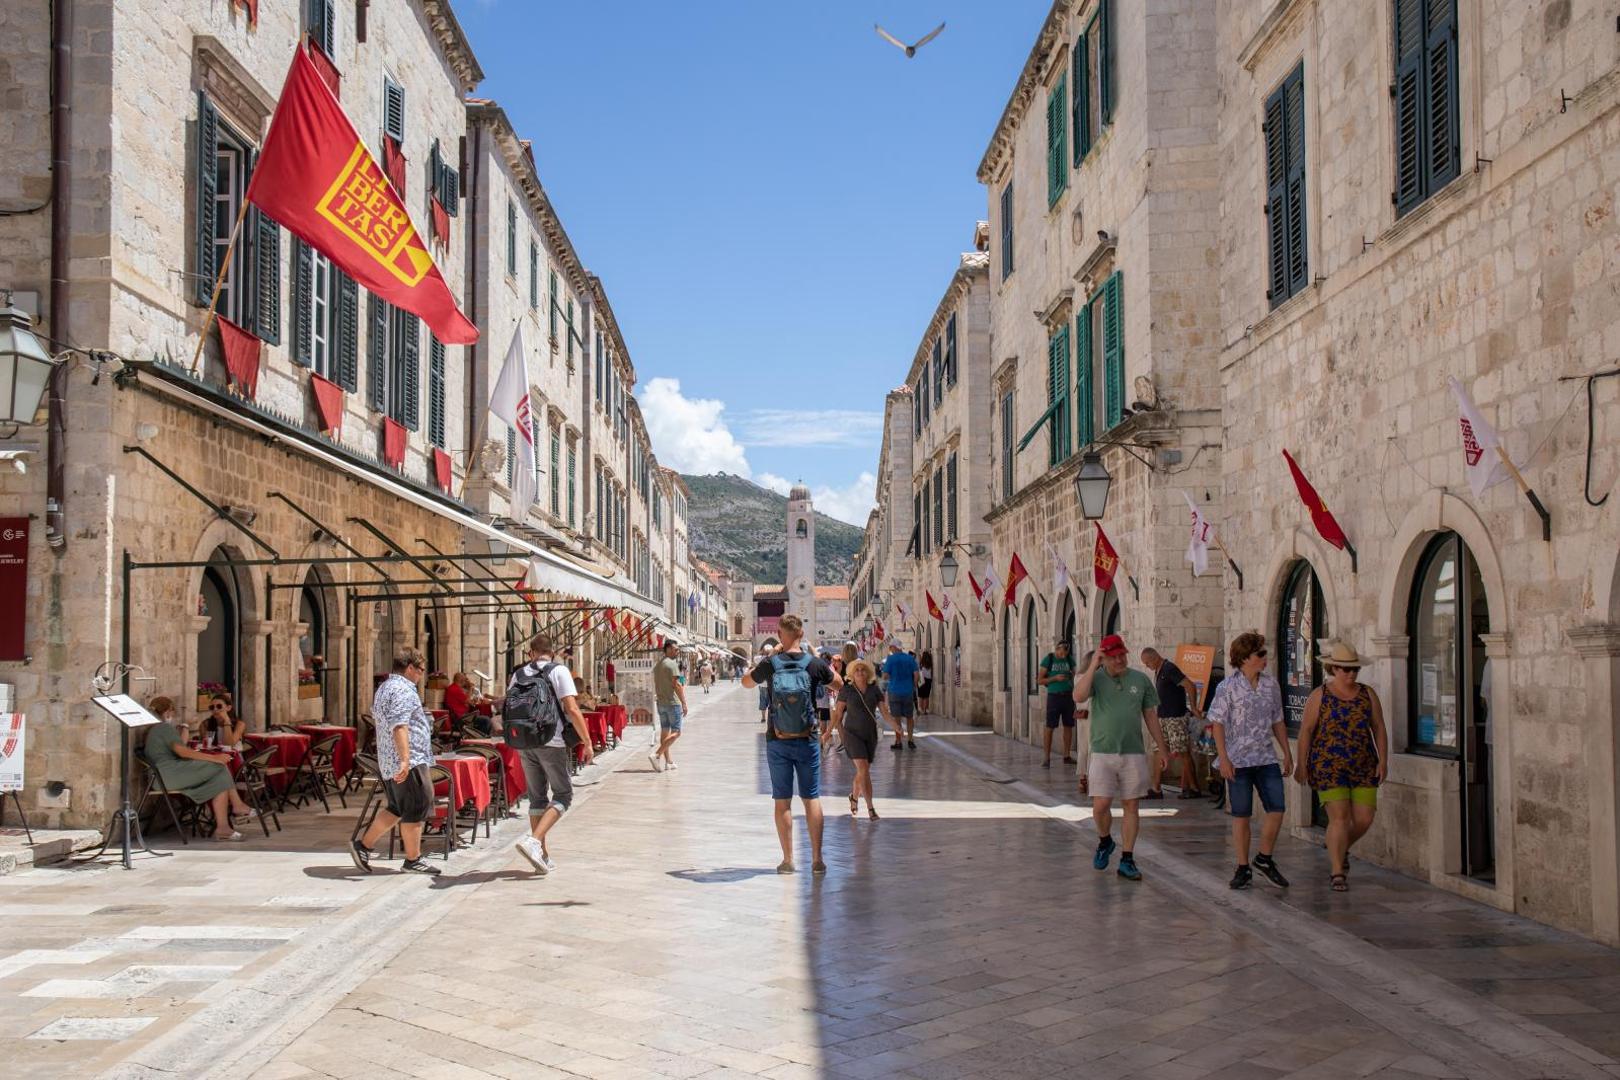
[967,570,985,606]
[216,316,261,398]
[1282,449,1348,550]
[1094,525,1120,591]
[873,618,885,641]
[1004,553,1029,607]
[245,46,477,344]
[926,591,944,622]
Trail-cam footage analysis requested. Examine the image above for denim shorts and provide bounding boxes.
[658,702,683,732]
[1044,695,1076,728]
[766,736,820,800]
[887,694,915,718]
[1227,762,1286,818]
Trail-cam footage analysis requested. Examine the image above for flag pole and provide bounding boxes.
[1211,534,1245,591]
[1495,445,1552,541]
[456,408,490,501]
[188,193,254,376]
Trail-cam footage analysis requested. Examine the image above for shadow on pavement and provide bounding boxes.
[666,866,780,884]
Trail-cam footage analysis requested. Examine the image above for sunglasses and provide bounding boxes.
[209,703,228,711]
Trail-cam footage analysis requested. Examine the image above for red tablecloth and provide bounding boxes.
[598,704,628,740]
[433,754,491,814]
[243,732,310,791]
[460,738,524,801]
[582,711,608,750]
[188,743,243,776]
[296,724,356,779]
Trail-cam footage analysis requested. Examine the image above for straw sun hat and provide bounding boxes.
[1317,640,1366,670]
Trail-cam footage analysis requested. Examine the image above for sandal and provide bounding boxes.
[849,794,859,816]
[868,807,879,820]
[1330,873,1349,892]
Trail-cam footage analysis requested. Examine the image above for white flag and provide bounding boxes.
[1447,376,1511,499]
[939,591,957,622]
[980,563,1002,613]
[490,326,536,518]
[1046,541,1070,596]
[1183,491,1212,577]
[896,599,913,630]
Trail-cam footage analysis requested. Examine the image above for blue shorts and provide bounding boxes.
[887,694,915,718]
[766,737,820,800]
[658,702,683,732]
[1227,762,1285,818]
[758,686,770,710]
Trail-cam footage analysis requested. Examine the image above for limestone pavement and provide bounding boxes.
[5,683,1620,1079]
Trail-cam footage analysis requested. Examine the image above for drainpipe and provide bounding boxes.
[463,125,481,471]
[45,0,72,550]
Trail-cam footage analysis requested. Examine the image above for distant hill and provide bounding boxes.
[681,473,863,586]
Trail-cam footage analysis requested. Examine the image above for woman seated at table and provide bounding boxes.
[144,696,257,842]
[204,693,246,748]
[576,683,599,710]
[446,672,494,735]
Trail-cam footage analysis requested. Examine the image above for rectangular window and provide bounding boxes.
[506,199,517,277]
[913,390,922,439]
[306,0,336,57]
[944,314,958,386]
[566,299,576,363]
[1265,63,1308,306]
[1101,271,1124,430]
[367,295,419,430]
[1001,391,1014,501]
[1047,325,1071,465]
[1393,0,1459,216]
[548,269,559,339]
[921,366,931,426]
[427,335,445,448]
[549,426,561,515]
[914,491,925,559]
[195,93,279,341]
[932,339,944,405]
[946,453,958,540]
[1076,295,1096,448]
[567,440,577,526]
[1046,72,1069,205]
[932,469,944,549]
[594,332,605,404]
[382,75,405,144]
[1000,182,1014,279]
[529,242,539,309]
[292,242,354,385]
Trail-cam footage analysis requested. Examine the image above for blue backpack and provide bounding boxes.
[768,652,816,737]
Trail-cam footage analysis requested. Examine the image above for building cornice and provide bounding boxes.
[419,0,485,92]
[976,0,1069,184]
[905,253,990,384]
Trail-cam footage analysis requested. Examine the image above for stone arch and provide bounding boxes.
[1376,491,1508,638]
[179,518,266,727]
[1257,526,1347,650]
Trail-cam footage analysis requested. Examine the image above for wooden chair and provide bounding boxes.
[349,753,386,845]
[234,744,281,837]
[301,733,346,811]
[455,744,503,833]
[135,757,200,842]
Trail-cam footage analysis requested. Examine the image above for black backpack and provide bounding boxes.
[502,662,565,749]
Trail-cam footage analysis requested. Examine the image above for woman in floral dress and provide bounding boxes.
[1294,641,1387,891]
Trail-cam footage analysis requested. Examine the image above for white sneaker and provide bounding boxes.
[538,851,557,873]
[648,751,664,772]
[665,761,678,771]
[515,837,547,875]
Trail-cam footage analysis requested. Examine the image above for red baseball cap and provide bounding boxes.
[1098,634,1127,657]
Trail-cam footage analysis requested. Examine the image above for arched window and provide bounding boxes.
[794,519,808,539]
[1277,560,1327,733]
[1024,602,1038,693]
[1001,606,1011,690]
[197,553,240,704]
[1100,587,1120,639]
[1059,593,1076,649]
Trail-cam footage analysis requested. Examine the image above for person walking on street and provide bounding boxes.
[1142,648,1204,799]
[1207,632,1292,890]
[1075,650,1094,795]
[503,634,594,875]
[917,650,934,716]
[882,643,920,749]
[1074,634,1168,882]
[651,639,688,772]
[350,648,442,876]
[744,614,840,874]
[1038,640,1078,769]
[757,644,775,723]
[1295,640,1387,892]
[830,658,889,820]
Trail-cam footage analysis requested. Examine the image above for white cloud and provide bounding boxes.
[738,409,885,449]
[638,378,752,476]
[804,472,878,527]
[755,472,793,496]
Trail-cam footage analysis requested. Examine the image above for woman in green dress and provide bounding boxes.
[144,696,257,842]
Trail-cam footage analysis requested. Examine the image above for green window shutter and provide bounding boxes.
[335,273,359,391]
[400,314,420,430]
[945,314,958,385]
[1000,182,1014,279]
[427,334,445,447]
[251,177,281,345]
[506,426,516,487]
[946,453,958,539]
[506,200,516,276]
[1047,325,1070,466]
[308,0,335,56]
[367,292,387,409]
[1102,273,1124,429]
[567,443,577,525]
[1017,398,1062,453]
[550,427,561,514]
[1425,0,1460,194]
[1073,30,1091,163]
[529,242,538,309]
[548,270,558,337]
[291,239,314,366]
[1075,300,1094,448]
[1001,392,1014,499]
[1264,80,1289,306]
[383,77,405,143]
[194,92,219,308]
[1046,75,1068,206]
[1393,0,1425,214]
[1284,65,1309,299]
[932,339,943,404]
[1099,0,1115,125]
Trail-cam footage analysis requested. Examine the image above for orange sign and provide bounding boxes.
[1173,643,1217,712]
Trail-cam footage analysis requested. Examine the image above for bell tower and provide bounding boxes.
[786,482,816,643]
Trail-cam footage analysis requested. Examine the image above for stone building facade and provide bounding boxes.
[0,0,672,828]
[979,0,1226,747]
[1216,0,1620,943]
[849,389,917,656]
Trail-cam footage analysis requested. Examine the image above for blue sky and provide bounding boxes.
[456,1,1050,523]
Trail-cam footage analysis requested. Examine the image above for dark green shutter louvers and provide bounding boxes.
[291,240,314,366]
[1076,301,1094,448]
[383,77,405,143]
[1074,31,1091,163]
[1099,0,1115,125]
[367,293,387,409]
[428,334,445,448]
[401,314,420,431]
[1284,66,1309,299]
[1264,81,1290,304]
[336,273,358,391]
[251,163,281,346]
[1103,273,1124,429]
[194,92,219,308]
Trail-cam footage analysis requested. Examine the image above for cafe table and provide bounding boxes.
[598,703,628,744]
[459,738,525,802]
[433,753,491,815]
[295,724,356,779]
[243,731,311,792]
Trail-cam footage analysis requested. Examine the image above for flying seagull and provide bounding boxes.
[875,22,946,59]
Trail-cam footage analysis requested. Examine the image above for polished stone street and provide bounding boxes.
[6,682,1620,1079]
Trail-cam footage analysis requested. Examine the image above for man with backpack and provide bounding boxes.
[743,614,840,874]
[503,634,593,875]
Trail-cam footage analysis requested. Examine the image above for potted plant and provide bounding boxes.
[297,668,322,700]
[196,681,226,712]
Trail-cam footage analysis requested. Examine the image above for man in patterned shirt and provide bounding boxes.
[349,647,441,875]
[1207,631,1293,890]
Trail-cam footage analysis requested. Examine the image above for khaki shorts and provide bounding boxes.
[1087,753,1151,800]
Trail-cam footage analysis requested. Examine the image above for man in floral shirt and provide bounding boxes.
[1208,631,1293,890]
[349,647,440,876]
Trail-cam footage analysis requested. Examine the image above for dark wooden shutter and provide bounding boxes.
[529,242,538,309]
[1075,301,1094,448]
[335,273,359,390]
[1264,80,1289,305]
[1425,0,1460,194]
[945,314,957,385]
[427,334,445,447]
[441,158,459,216]
[1073,30,1091,162]
[309,0,335,56]
[1001,393,1014,500]
[1102,273,1124,429]
[915,491,925,558]
[1000,182,1014,279]
[194,92,219,308]
[932,339,943,403]
[568,443,577,524]
[427,139,441,213]
[401,314,420,430]
[550,428,561,514]
[1284,66,1309,299]
[507,426,517,487]
[1099,0,1115,125]
[1393,0,1425,214]
[250,155,282,345]
[1047,325,1070,466]
[367,292,387,409]
[932,470,943,549]
[383,76,405,143]
[946,453,958,540]
[1046,77,1067,205]
[291,240,314,365]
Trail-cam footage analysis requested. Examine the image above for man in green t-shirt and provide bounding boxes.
[650,640,688,773]
[1037,640,1077,769]
[1073,634,1168,882]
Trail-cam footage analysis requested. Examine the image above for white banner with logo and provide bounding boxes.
[0,714,24,792]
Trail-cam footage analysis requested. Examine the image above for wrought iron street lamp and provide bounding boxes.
[0,303,61,428]
[1073,451,1112,520]
[938,549,959,588]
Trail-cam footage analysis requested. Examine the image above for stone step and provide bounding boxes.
[0,828,105,876]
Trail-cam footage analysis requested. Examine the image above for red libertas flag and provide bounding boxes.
[1093,525,1120,591]
[1282,449,1348,550]
[926,591,944,622]
[1003,553,1029,607]
[246,46,477,344]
